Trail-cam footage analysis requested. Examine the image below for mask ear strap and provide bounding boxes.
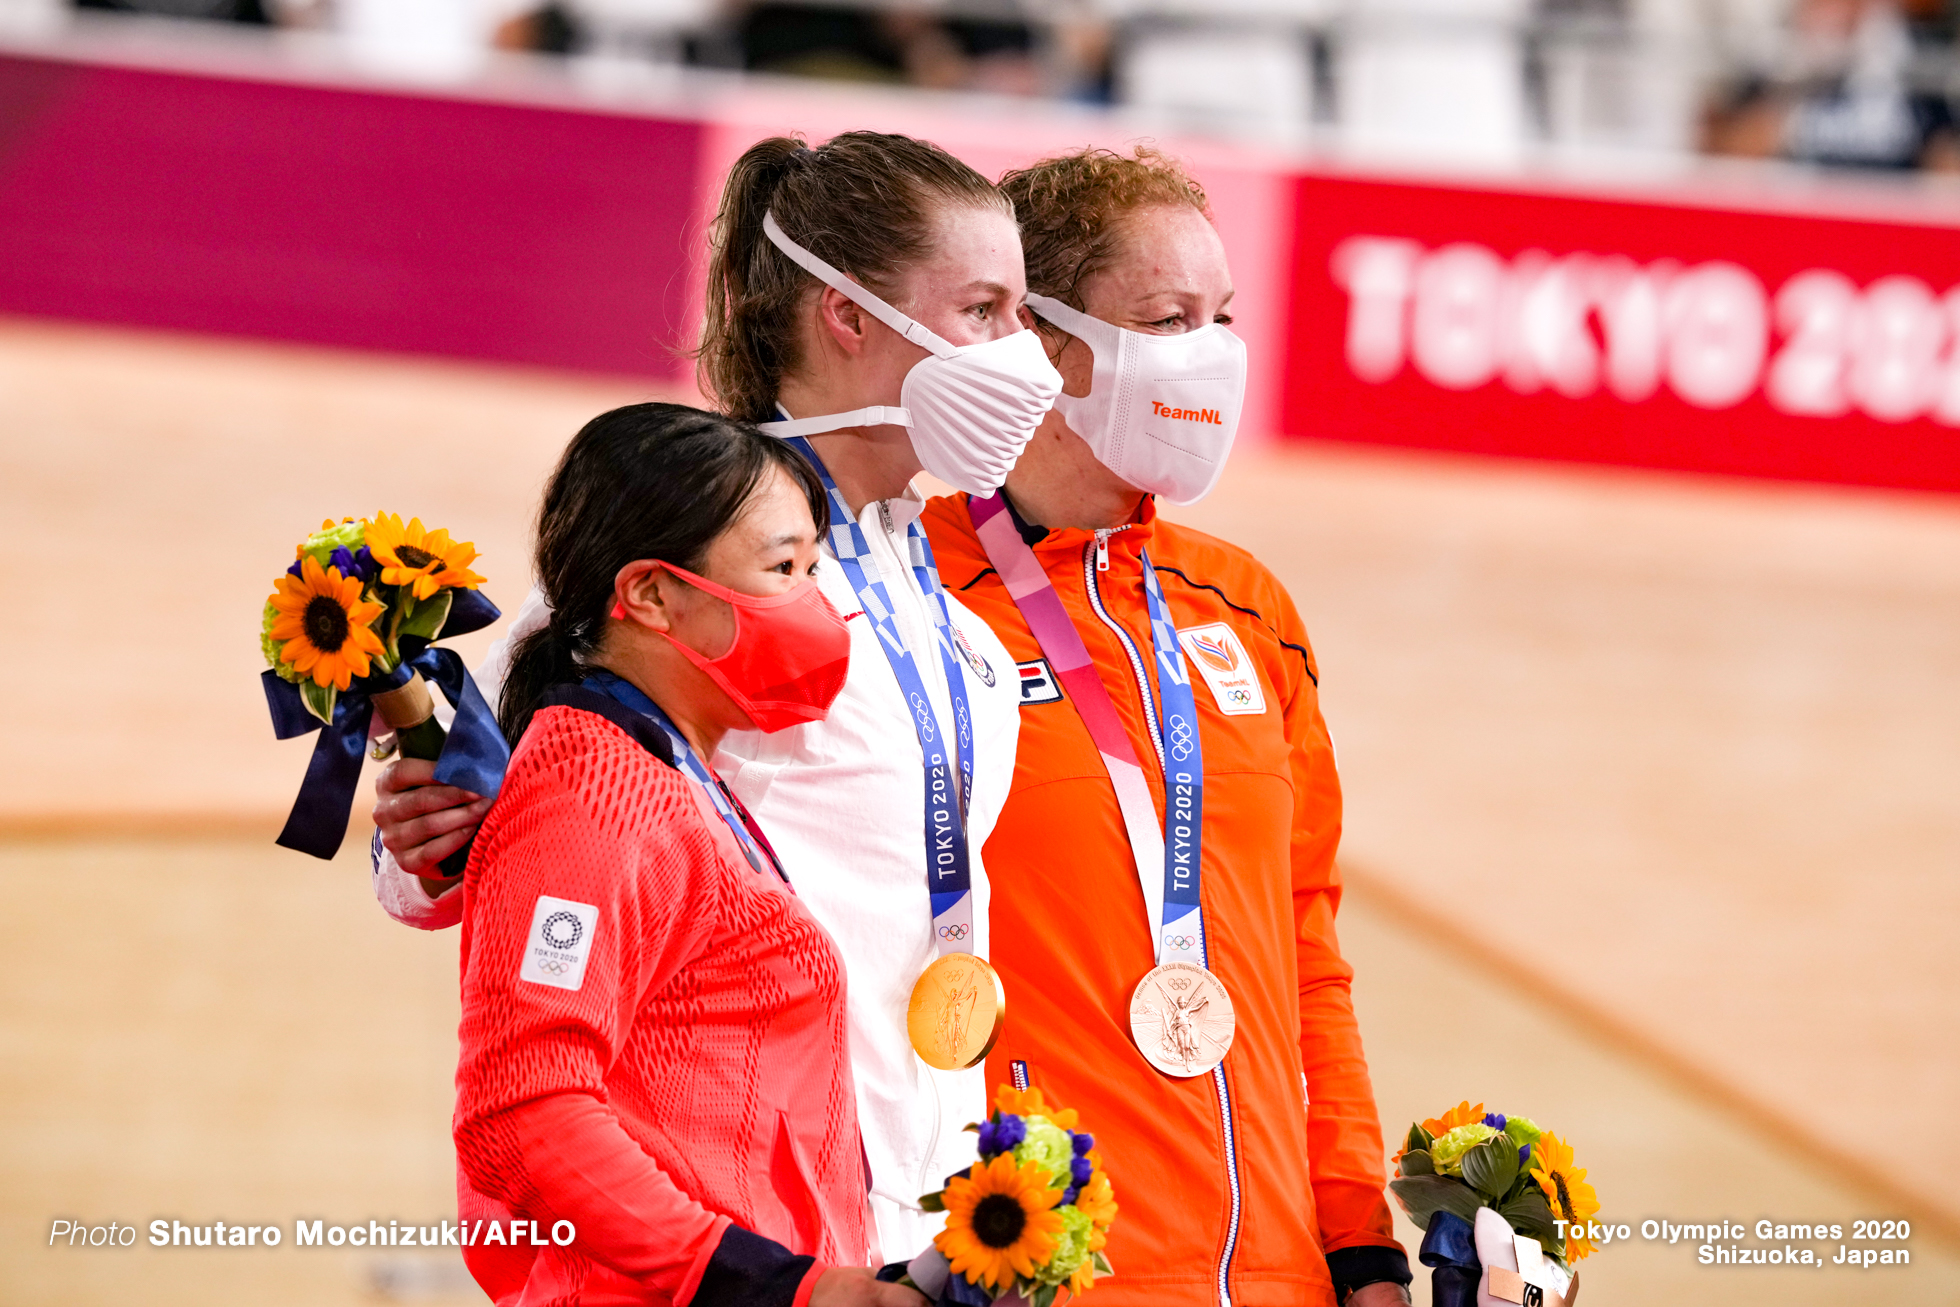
[755,405,913,437]
[1024,292,1105,340]
[1024,293,1107,422]
[762,212,957,359]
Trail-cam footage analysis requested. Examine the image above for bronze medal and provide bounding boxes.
[1128,961,1236,1078]
[907,953,1005,1071]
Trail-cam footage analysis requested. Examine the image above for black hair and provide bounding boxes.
[498,402,829,744]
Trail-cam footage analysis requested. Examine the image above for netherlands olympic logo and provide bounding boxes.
[937,924,970,940]
[1167,715,1196,762]
[1164,934,1199,950]
[540,911,583,950]
[1228,688,1254,705]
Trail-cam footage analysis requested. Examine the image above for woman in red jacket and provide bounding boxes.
[452,401,922,1307]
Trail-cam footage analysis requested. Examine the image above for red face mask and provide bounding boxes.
[651,561,850,733]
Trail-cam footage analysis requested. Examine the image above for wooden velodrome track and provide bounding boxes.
[3,314,1956,1305]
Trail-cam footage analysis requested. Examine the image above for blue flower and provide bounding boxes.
[334,545,379,583]
[1482,1113,1508,1134]
[301,544,378,584]
[1061,1184,1081,1207]
[977,1113,1026,1157]
[1071,1132,1095,1157]
[1070,1155,1094,1186]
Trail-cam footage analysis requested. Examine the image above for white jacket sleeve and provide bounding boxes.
[371,832,467,930]
[368,585,548,930]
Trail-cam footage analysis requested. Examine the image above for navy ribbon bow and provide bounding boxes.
[1420,1210,1483,1307]
[263,589,509,860]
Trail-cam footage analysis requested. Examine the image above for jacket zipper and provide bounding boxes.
[1080,538,1244,1307]
[1093,526,1117,571]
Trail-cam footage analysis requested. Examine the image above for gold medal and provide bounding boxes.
[907,953,1005,1071]
[1128,961,1236,1078]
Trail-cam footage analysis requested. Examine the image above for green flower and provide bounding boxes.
[261,600,302,682]
[1031,1205,1092,1287]
[299,518,367,569]
[1431,1123,1500,1174]
[1504,1116,1543,1151]
[1014,1119,1073,1182]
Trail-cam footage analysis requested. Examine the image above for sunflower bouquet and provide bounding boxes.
[885,1086,1116,1307]
[1390,1101,1597,1307]
[261,514,507,861]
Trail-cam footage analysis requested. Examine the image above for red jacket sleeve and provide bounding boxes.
[475,1092,827,1307]
[1271,580,1404,1263]
[452,728,762,1301]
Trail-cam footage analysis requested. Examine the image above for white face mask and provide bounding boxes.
[755,212,1062,496]
[1025,292,1247,506]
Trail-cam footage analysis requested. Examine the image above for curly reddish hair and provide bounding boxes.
[999,146,1210,311]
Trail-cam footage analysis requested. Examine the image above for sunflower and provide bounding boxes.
[267,556,386,690]
[995,1084,1079,1131]
[365,511,486,601]
[1395,1100,1487,1164]
[1530,1131,1601,1261]
[935,1152,1066,1294]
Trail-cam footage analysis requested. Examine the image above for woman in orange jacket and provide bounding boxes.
[915,148,1412,1307]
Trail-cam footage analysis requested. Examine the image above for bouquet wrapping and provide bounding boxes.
[261,514,508,860]
[882,1086,1117,1307]
[1391,1102,1597,1307]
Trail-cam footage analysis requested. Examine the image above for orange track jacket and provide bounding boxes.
[921,493,1407,1307]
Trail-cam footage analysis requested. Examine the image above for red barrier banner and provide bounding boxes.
[1284,172,1960,492]
[0,54,701,377]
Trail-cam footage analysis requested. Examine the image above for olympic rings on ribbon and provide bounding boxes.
[937,924,969,940]
[1167,714,1196,763]
[1163,934,1199,951]
[910,692,937,743]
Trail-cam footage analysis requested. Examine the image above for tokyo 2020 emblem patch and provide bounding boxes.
[520,896,600,991]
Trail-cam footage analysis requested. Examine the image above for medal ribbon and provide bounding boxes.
[968,492,1207,967]
[784,436,979,957]
[584,670,790,886]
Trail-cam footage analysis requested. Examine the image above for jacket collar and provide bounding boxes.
[540,681,677,768]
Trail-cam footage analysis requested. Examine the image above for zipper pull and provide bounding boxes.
[878,500,894,535]
[1094,528,1113,572]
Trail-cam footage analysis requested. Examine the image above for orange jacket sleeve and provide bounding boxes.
[1270,578,1407,1282]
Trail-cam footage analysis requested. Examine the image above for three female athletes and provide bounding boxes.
[375,133,1411,1307]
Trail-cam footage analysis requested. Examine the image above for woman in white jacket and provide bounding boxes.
[368,131,1062,1263]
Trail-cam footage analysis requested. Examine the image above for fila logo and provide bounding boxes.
[1151,401,1224,425]
[1177,623,1266,716]
[1016,659,1064,706]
